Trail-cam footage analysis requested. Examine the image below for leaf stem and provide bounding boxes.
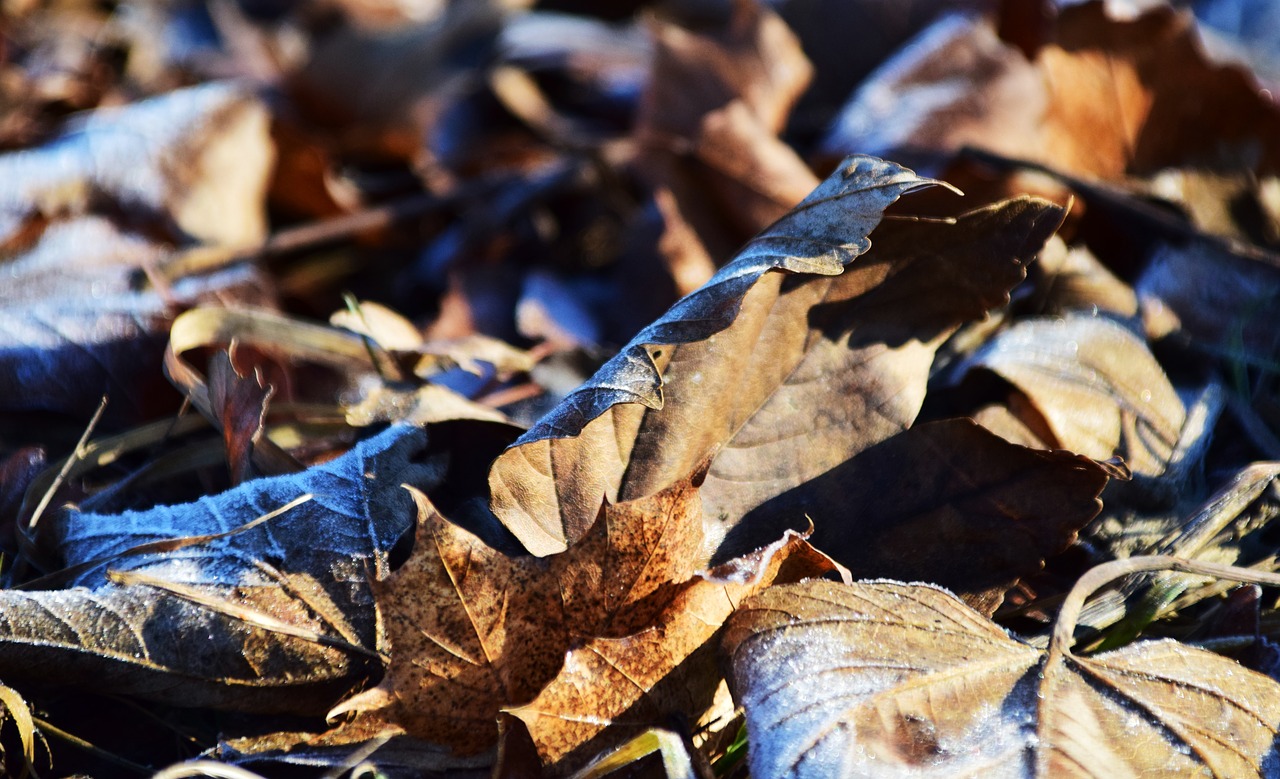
[1051,555,1280,656]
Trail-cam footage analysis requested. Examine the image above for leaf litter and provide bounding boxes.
[1,0,1280,776]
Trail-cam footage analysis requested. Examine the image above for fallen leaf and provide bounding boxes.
[488,156,940,554]
[1039,1,1280,179]
[821,13,1045,165]
[635,1,817,262]
[723,561,1280,778]
[338,458,840,765]
[549,466,707,638]
[0,81,272,249]
[507,530,844,772]
[960,314,1185,477]
[822,3,1280,180]
[207,347,277,485]
[0,425,431,713]
[638,0,811,141]
[722,419,1113,614]
[0,83,276,424]
[330,487,568,755]
[490,156,1064,558]
[1025,234,1138,319]
[1137,240,1280,368]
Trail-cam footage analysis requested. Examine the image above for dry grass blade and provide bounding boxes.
[0,683,37,779]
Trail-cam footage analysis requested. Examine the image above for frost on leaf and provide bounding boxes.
[723,578,1280,779]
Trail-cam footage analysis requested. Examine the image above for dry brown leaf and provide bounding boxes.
[1039,2,1280,179]
[635,0,817,262]
[823,3,1280,180]
[331,487,567,755]
[208,347,276,485]
[488,156,943,554]
[960,314,1184,478]
[1027,235,1138,319]
[507,530,844,772]
[822,13,1045,163]
[490,156,1064,558]
[723,561,1280,778]
[723,419,1113,614]
[639,0,811,141]
[549,466,707,639]
[337,462,839,764]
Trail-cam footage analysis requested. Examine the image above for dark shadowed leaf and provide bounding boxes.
[207,347,276,485]
[724,419,1112,614]
[1137,241,1280,368]
[0,425,430,713]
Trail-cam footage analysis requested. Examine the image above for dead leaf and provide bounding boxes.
[0,83,276,424]
[722,418,1112,614]
[960,314,1185,477]
[331,487,568,755]
[1136,240,1280,367]
[507,530,844,772]
[490,156,1063,558]
[334,472,710,756]
[1026,234,1138,319]
[1039,2,1280,179]
[488,156,938,553]
[639,0,811,141]
[821,13,1045,164]
[635,0,818,262]
[208,347,276,485]
[822,3,1280,180]
[0,425,432,713]
[723,560,1280,778]
[549,467,707,638]
[0,81,273,249]
[337,458,840,766]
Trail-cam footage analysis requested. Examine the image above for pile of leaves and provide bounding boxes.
[2,0,1280,775]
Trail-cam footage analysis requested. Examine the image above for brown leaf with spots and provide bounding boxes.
[339,465,749,756]
[331,487,567,755]
[507,530,844,772]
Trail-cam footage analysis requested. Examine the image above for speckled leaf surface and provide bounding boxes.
[723,579,1280,778]
[490,156,1065,558]
[0,425,429,712]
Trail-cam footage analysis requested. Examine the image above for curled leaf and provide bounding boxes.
[489,155,946,555]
